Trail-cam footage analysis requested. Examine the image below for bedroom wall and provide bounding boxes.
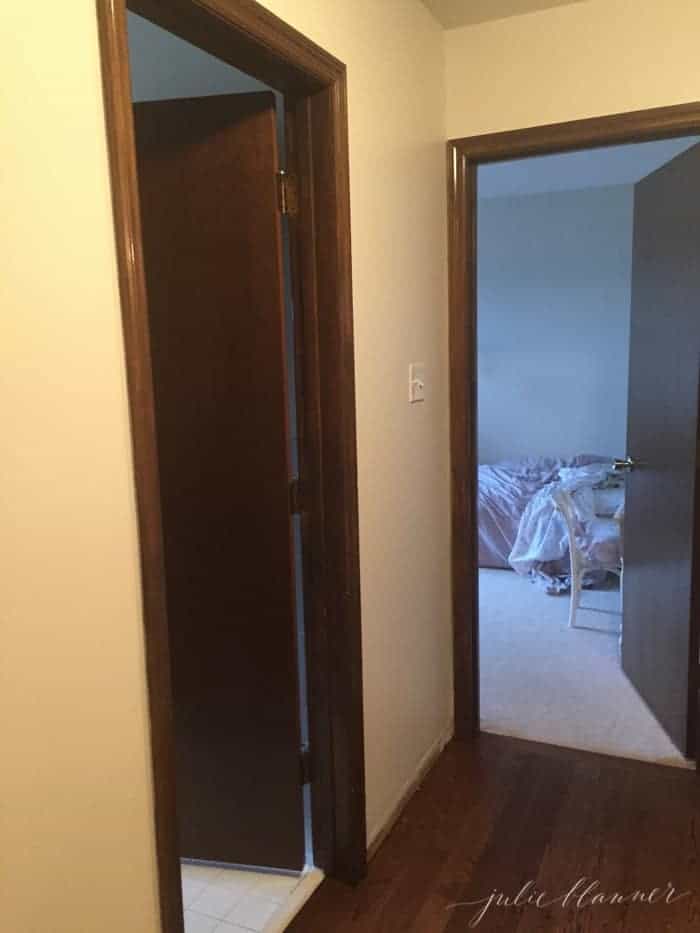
[477,184,633,464]
[1,2,449,931]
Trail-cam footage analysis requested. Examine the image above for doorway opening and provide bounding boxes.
[448,104,700,773]
[476,135,700,765]
[97,2,366,931]
[128,11,317,928]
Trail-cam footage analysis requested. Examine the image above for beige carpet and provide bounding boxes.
[479,568,691,768]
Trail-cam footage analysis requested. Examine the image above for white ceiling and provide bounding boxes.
[478,137,700,200]
[422,0,586,29]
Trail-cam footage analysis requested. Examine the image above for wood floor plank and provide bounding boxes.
[443,749,573,932]
[289,735,700,933]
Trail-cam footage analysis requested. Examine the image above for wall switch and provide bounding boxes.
[409,362,426,403]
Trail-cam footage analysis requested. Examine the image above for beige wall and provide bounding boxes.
[6,0,699,930]
[1,2,161,931]
[1,1,450,931]
[260,0,453,851]
[446,0,700,139]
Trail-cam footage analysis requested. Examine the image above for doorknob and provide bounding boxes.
[612,457,638,472]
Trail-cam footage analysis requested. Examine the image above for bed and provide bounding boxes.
[478,454,616,590]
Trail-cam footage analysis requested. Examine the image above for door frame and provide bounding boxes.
[448,101,700,744]
[96,1,366,930]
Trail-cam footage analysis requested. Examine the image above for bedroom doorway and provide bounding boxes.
[448,105,700,771]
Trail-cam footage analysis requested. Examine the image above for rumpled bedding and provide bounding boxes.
[508,463,613,593]
[478,455,613,593]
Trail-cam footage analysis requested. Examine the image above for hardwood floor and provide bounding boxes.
[289,734,700,932]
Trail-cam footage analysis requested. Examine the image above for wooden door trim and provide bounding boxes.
[96,2,366,930]
[448,101,700,740]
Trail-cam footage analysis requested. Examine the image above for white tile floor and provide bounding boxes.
[182,863,306,933]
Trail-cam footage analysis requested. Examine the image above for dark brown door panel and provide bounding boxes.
[134,92,305,868]
[622,142,700,758]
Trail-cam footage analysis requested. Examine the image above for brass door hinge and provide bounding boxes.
[277,170,299,216]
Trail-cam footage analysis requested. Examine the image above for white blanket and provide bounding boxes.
[508,464,611,592]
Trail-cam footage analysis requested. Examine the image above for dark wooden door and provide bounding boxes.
[133,93,305,868]
[622,142,700,759]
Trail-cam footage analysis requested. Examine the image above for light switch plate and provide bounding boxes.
[409,362,426,403]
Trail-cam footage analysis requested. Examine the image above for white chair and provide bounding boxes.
[551,486,623,632]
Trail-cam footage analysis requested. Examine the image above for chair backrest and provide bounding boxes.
[553,484,624,574]
[551,486,584,575]
[551,486,578,529]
